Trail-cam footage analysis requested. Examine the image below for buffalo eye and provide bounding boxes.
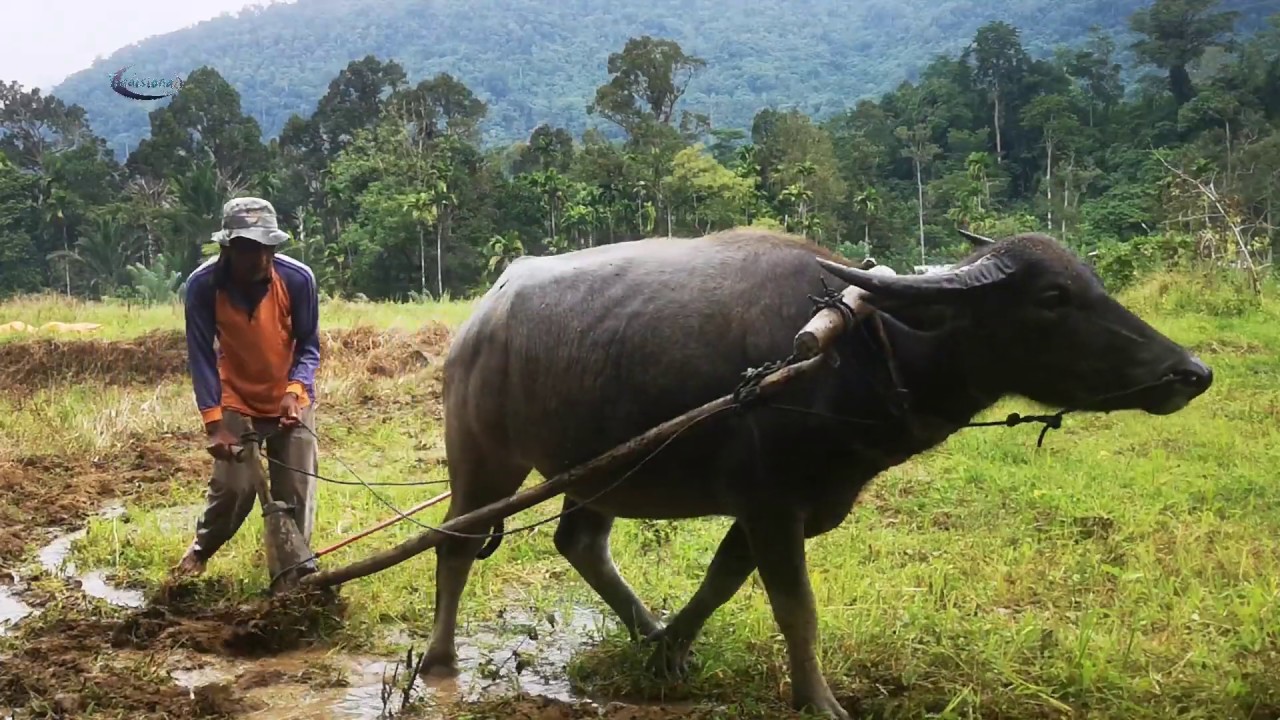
[1034,285,1071,310]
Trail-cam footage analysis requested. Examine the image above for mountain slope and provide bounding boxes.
[48,0,1271,156]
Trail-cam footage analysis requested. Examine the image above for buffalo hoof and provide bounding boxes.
[416,650,460,679]
[643,627,692,680]
[793,687,850,720]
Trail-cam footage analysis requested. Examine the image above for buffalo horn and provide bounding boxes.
[958,228,996,246]
[814,253,1017,299]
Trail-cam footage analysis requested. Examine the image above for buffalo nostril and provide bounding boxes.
[1173,357,1213,390]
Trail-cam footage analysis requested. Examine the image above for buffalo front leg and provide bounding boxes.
[744,511,849,720]
[646,520,755,679]
[553,498,663,640]
[422,456,531,677]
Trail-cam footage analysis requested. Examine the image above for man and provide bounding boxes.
[173,196,321,577]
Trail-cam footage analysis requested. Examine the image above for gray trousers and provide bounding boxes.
[190,406,318,562]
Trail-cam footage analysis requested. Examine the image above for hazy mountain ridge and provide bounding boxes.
[48,0,1271,156]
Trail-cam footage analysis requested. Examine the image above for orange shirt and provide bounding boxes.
[184,253,320,424]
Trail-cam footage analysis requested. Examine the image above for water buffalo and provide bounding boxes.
[423,228,1212,718]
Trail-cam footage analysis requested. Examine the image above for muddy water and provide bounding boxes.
[8,504,680,717]
[1,504,147,636]
[165,603,613,718]
[0,572,33,634]
[37,504,146,609]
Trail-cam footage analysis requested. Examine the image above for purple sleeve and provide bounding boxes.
[184,269,222,421]
[286,263,320,397]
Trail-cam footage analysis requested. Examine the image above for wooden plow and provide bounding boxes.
[297,283,876,591]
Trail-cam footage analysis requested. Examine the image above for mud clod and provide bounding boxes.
[109,580,347,657]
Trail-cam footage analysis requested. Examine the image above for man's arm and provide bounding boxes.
[184,273,223,426]
[286,263,320,403]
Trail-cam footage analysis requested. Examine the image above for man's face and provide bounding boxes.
[226,236,273,283]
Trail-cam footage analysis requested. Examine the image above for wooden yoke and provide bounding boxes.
[792,285,873,360]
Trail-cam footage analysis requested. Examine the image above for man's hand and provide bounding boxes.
[280,391,301,429]
[205,421,239,461]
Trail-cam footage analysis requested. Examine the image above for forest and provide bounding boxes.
[1,0,1277,304]
[45,0,1275,153]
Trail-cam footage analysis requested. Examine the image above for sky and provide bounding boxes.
[2,0,295,92]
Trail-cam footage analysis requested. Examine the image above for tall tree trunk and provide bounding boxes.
[915,159,925,266]
[993,89,1003,163]
[1169,64,1195,106]
[436,215,444,298]
[1225,118,1232,182]
[62,225,70,296]
[419,226,427,295]
[1046,138,1053,231]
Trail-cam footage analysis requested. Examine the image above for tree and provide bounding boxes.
[663,144,754,232]
[390,73,488,146]
[1129,0,1240,106]
[895,122,941,265]
[512,124,576,175]
[966,21,1030,163]
[1062,27,1124,126]
[588,36,707,138]
[1022,94,1082,230]
[126,67,267,185]
[0,154,43,296]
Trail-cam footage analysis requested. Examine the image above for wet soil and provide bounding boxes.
[0,326,735,719]
[0,433,207,569]
[0,576,346,718]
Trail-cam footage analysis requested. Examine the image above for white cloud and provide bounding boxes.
[2,0,294,91]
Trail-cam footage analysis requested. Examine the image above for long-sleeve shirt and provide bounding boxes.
[184,253,320,425]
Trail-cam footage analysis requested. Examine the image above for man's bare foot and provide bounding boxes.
[171,548,206,577]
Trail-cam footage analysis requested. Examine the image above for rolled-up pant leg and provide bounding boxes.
[267,405,318,545]
[190,409,257,561]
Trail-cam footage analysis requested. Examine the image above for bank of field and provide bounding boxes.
[1,273,1278,719]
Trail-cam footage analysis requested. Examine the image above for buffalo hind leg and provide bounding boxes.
[421,457,531,676]
[553,498,663,640]
[646,520,755,678]
[744,510,849,720]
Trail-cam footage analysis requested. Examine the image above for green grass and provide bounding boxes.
[3,273,1280,719]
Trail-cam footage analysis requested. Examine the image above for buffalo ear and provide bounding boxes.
[815,253,1017,300]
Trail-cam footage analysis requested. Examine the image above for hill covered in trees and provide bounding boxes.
[48,0,1275,156]
[1,0,1276,307]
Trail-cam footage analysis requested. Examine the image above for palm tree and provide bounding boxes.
[401,191,439,296]
[47,212,143,298]
[851,187,881,247]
